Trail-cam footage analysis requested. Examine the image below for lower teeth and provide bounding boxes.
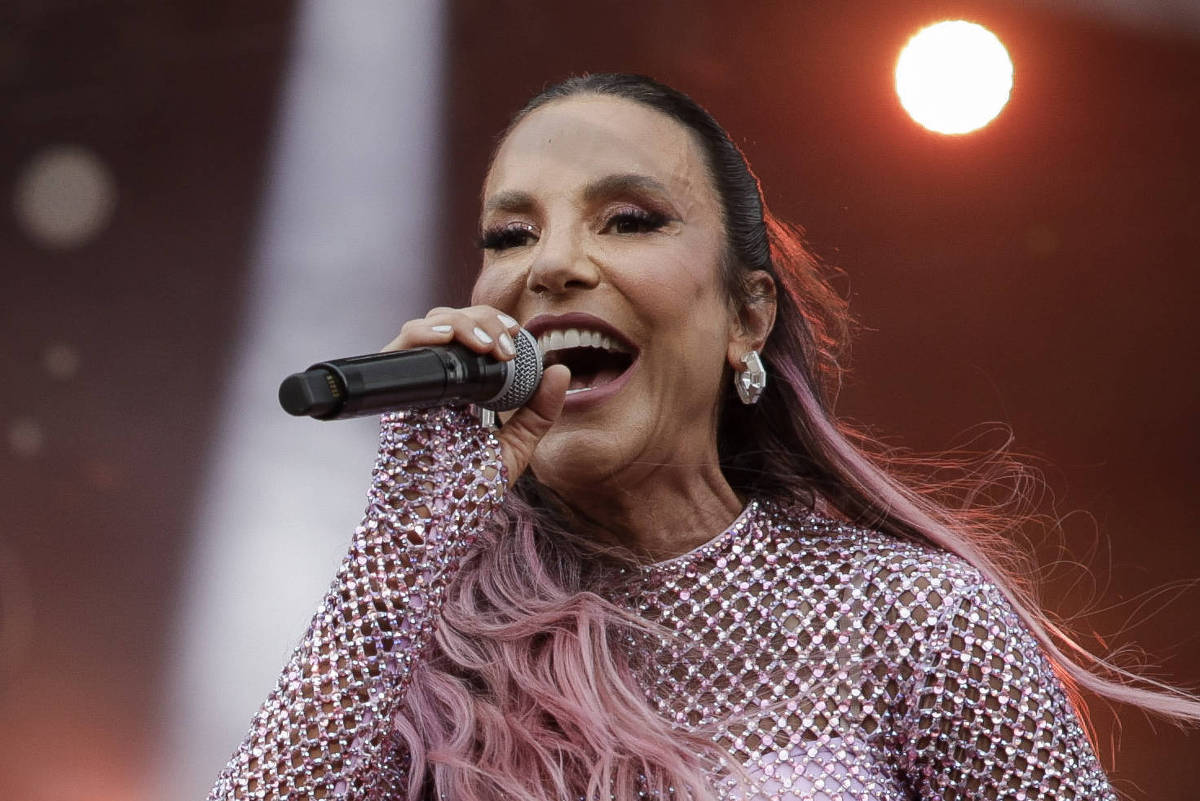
[565,387,594,395]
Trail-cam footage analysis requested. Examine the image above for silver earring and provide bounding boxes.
[735,350,767,405]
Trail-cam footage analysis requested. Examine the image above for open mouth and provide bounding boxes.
[535,327,637,394]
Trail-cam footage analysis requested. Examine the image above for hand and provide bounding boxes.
[384,306,569,488]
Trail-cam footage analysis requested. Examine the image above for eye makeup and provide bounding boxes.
[478,220,538,251]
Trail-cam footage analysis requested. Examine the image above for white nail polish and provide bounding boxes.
[498,332,516,356]
[473,326,493,344]
[430,324,453,333]
[497,313,519,329]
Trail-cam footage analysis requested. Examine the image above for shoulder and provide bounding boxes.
[761,502,1113,795]
[761,499,1040,683]
[763,499,1003,618]
[768,502,1060,691]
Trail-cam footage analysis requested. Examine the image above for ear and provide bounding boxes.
[726,270,777,370]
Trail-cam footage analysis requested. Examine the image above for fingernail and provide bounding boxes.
[430,324,453,333]
[472,326,493,344]
[497,313,519,329]
[498,332,516,356]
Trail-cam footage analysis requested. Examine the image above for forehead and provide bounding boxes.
[485,94,716,205]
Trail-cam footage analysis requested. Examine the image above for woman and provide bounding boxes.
[208,74,1197,800]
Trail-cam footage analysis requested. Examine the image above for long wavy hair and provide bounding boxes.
[392,73,1199,801]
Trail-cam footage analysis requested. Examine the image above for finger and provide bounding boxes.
[495,311,521,333]
[450,305,520,334]
[383,307,515,355]
[427,311,497,354]
[457,305,520,360]
[496,364,569,487]
[382,316,457,352]
[438,306,519,360]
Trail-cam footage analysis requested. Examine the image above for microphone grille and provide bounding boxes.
[480,327,543,411]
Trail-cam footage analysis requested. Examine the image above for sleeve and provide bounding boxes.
[206,405,505,801]
[901,577,1117,801]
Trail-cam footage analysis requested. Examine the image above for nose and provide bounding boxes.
[525,224,600,295]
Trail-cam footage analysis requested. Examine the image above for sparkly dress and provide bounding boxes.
[208,407,1115,800]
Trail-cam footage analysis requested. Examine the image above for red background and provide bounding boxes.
[1,1,1196,797]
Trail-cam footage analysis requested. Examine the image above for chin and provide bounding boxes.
[529,427,631,494]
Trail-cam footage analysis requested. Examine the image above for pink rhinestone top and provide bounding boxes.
[208,407,1115,800]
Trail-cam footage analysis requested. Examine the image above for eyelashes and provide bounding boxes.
[477,221,536,251]
[603,206,669,235]
[479,206,671,252]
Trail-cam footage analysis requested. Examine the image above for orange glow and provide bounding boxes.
[896,20,1014,135]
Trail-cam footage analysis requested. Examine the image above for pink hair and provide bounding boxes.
[394,487,729,800]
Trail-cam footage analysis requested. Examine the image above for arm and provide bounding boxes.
[903,578,1117,801]
[206,406,505,801]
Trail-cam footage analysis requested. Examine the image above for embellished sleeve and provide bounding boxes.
[902,575,1117,800]
[207,406,505,801]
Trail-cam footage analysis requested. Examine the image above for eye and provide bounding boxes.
[478,221,538,251]
[602,206,669,235]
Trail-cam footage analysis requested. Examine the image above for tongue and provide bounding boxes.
[568,365,625,391]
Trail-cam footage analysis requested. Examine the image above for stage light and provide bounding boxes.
[13,145,117,248]
[8,418,43,457]
[895,20,1013,135]
[43,343,81,380]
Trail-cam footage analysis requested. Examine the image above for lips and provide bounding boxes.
[524,313,639,398]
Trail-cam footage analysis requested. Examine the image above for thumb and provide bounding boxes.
[496,364,570,488]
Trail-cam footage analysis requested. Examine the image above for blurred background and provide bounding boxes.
[1,1,1197,798]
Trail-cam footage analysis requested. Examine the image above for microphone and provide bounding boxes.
[278,328,543,420]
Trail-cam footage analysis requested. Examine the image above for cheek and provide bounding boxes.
[470,264,520,309]
[656,230,726,303]
[618,247,719,312]
[641,265,728,328]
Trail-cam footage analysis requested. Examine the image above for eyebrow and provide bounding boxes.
[482,173,672,217]
[482,189,535,216]
[582,173,671,204]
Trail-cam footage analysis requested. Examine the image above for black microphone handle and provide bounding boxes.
[278,328,542,420]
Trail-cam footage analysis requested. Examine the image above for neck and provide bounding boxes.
[551,460,744,562]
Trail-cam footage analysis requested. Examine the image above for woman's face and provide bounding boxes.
[472,94,748,491]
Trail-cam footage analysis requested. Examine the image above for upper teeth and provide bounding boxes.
[536,328,631,354]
